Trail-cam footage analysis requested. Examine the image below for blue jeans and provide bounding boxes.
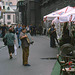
[17,35,21,46]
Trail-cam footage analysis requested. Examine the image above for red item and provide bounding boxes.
[57,17,59,20]
[69,15,72,21]
[68,61,72,65]
[69,67,71,70]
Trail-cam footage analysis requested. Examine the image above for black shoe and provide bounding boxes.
[24,64,31,66]
[18,46,20,48]
[10,55,13,59]
[30,41,34,44]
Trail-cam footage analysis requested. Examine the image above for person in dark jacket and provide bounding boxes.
[49,24,57,47]
[1,24,7,37]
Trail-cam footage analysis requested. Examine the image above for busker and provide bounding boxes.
[4,28,15,59]
[20,28,31,66]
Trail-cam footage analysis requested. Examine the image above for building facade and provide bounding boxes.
[17,0,75,26]
[17,0,26,25]
[0,1,16,25]
[17,0,41,26]
[2,0,18,10]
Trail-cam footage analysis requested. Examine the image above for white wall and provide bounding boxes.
[3,13,16,25]
[2,0,18,5]
[10,5,17,10]
[0,2,3,9]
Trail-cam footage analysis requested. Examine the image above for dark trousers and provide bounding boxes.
[8,45,14,54]
[17,35,21,46]
[50,36,56,47]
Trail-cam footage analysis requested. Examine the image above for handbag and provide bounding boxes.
[3,38,7,45]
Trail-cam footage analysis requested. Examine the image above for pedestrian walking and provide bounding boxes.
[29,24,33,36]
[15,24,22,48]
[4,28,15,59]
[33,26,36,36]
[20,28,30,66]
[26,25,30,33]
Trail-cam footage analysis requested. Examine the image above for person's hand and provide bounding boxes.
[25,35,28,38]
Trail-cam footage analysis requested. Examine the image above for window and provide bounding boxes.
[3,6,5,9]
[9,2,12,5]
[7,7,10,10]
[7,22,11,25]
[13,15,15,23]
[2,1,4,4]
[7,15,11,20]
[6,2,8,5]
